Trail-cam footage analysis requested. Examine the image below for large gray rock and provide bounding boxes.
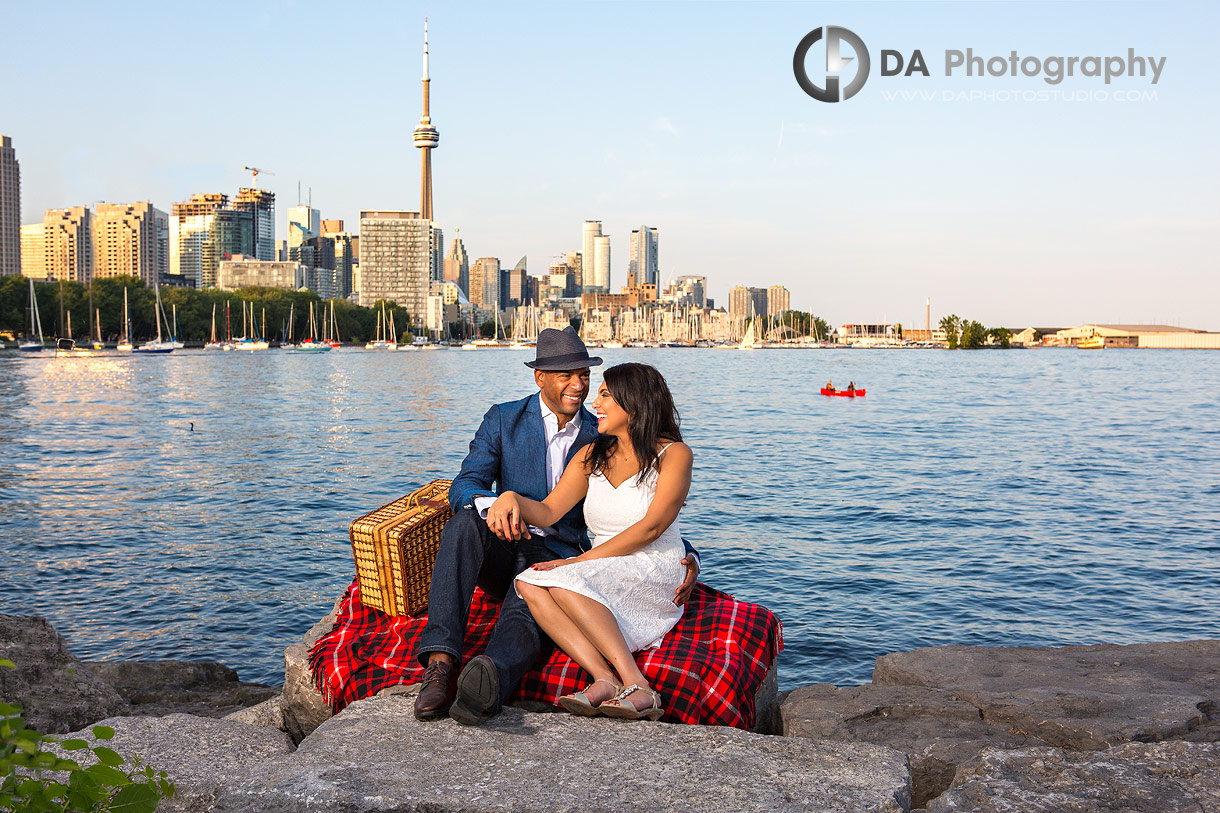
[280,595,342,743]
[782,683,1051,809]
[214,695,912,812]
[0,614,129,734]
[927,740,1220,812]
[52,713,294,813]
[752,664,780,735]
[85,660,278,717]
[225,695,285,730]
[874,640,1220,750]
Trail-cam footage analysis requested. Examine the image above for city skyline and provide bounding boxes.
[1,1,1217,329]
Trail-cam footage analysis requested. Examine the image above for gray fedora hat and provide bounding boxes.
[525,326,603,370]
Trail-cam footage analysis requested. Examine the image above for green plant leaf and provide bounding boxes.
[0,701,21,715]
[41,780,68,799]
[59,738,89,751]
[0,658,15,668]
[91,745,126,767]
[68,787,103,809]
[91,725,115,740]
[159,777,176,797]
[52,757,82,772]
[84,762,129,787]
[110,782,161,813]
[32,750,60,767]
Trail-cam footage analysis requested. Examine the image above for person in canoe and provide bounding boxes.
[825,380,834,392]
[847,381,855,392]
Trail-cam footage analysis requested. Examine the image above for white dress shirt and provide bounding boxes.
[474,397,582,537]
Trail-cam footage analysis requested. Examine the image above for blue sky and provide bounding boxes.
[3,1,1217,328]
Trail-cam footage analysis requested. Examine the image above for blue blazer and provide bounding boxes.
[449,393,599,558]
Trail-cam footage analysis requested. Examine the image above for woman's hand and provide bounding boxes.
[529,559,568,572]
[486,492,527,541]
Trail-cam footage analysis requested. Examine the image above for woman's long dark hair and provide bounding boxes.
[587,363,682,484]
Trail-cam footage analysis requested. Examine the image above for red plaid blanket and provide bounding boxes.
[309,577,782,730]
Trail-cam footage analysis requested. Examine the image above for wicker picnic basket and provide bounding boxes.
[349,479,453,617]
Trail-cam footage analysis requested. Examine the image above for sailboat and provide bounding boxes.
[281,302,298,351]
[18,278,45,352]
[117,288,134,352]
[204,303,224,350]
[236,301,269,351]
[365,302,397,350]
[297,302,331,352]
[739,316,758,350]
[134,283,175,353]
[325,300,341,348]
[167,303,185,350]
[94,308,105,351]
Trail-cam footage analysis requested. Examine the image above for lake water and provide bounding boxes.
[2,347,1218,689]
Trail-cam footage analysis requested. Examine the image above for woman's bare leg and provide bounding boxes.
[516,580,618,703]
[548,587,650,695]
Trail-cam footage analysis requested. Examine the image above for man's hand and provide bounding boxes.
[674,554,700,606]
[486,492,528,541]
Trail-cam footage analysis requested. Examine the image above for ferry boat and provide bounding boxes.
[1078,333,1104,350]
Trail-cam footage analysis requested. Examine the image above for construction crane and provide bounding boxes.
[243,166,275,188]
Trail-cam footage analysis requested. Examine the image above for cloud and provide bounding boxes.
[655,116,680,138]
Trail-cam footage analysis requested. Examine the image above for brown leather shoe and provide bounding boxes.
[413,659,458,721]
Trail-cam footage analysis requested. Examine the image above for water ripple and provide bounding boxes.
[1,348,1218,688]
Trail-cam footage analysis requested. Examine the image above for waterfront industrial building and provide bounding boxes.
[1053,324,1220,349]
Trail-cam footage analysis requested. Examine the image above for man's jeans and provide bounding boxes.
[415,508,554,705]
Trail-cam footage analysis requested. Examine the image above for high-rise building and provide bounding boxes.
[92,202,166,286]
[20,223,45,279]
[629,226,659,286]
[320,219,344,236]
[358,210,432,320]
[329,231,356,299]
[549,259,578,298]
[414,20,440,221]
[581,220,602,292]
[171,193,252,288]
[594,234,611,293]
[729,285,768,322]
[232,188,275,261]
[506,256,528,306]
[444,236,469,294]
[43,207,92,283]
[469,257,501,311]
[286,205,321,247]
[666,275,707,308]
[0,135,20,276]
[767,285,790,315]
[431,226,444,282]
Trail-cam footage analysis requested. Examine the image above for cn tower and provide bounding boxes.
[414,19,440,221]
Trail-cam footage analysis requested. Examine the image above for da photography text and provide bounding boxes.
[794,25,1168,103]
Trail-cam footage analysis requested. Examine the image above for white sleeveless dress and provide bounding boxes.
[514,453,686,652]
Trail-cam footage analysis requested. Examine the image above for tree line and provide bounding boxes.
[939,314,1014,349]
[0,276,421,344]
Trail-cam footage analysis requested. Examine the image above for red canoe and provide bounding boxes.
[820,388,866,397]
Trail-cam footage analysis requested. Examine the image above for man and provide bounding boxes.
[414,326,699,725]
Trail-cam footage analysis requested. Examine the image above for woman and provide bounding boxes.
[489,362,691,720]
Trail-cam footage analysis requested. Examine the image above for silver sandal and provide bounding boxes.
[600,683,664,721]
[558,678,621,717]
